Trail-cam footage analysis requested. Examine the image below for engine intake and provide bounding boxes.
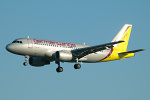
[55,51,73,61]
[29,57,50,66]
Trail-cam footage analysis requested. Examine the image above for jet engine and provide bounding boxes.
[29,57,50,66]
[55,51,73,61]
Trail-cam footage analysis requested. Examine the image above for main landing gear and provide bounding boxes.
[23,55,29,66]
[56,61,63,73]
[74,58,81,69]
[56,58,81,73]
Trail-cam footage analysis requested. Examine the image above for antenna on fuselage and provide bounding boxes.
[27,36,29,38]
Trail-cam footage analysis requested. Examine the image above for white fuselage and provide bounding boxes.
[6,38,111,63]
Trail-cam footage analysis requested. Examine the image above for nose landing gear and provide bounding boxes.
[23,55,29,66]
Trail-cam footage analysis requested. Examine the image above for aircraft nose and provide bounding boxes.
[6,44,11,51]
[6,44,14,52]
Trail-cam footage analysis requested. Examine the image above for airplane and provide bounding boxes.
[6,24,145,73]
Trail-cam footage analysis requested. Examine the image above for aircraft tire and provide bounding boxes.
[23,62,28,66]
[74,64,81,69]
[56,67,63,72]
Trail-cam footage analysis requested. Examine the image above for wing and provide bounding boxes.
[71,41,124,60]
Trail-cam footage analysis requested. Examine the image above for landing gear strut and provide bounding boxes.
[23,55,29,66]
[56,61,63,73]
[74,58,81,69]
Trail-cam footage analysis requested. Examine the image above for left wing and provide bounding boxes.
[71,41,124,60]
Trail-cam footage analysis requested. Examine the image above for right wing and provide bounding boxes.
[71,41,124,60]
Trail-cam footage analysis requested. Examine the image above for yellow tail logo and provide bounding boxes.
[111,24,132,51]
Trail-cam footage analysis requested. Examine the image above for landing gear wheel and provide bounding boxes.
[23,62,28,66]
[74,64,81,69]
[23,55,29,66]
[56,67,63,73]
[55,61,63,73]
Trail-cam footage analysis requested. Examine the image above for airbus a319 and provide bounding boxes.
[6,24,145,72]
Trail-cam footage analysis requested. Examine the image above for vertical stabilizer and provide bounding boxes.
[111,24,132,51]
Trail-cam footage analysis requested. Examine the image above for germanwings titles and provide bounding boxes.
[6,24,145,72]
[33,39,76,48]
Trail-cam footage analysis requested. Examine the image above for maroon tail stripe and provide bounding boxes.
[99,48,113,61]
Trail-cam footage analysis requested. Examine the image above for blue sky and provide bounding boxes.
[1,0,150,100]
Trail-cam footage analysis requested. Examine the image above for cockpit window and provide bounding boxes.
[12,41,16,43]
[12,41,23,44]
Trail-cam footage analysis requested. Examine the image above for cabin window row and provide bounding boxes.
[34,43,80,49]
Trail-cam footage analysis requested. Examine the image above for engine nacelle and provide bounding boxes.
[55,51,73,61]
[29,57,50,67]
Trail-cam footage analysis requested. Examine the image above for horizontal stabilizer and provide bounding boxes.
[119,49,146,55]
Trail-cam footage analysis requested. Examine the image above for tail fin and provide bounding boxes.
[111,24,132,51]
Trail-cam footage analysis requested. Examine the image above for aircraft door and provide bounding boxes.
[27,39,33,48]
